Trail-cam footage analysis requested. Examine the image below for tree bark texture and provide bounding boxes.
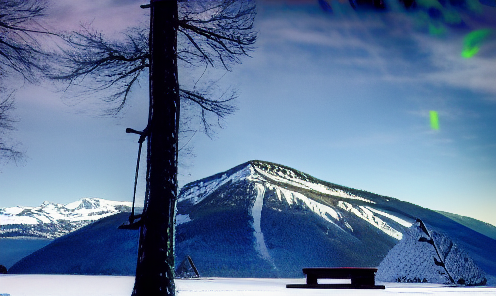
[132,1,179,295]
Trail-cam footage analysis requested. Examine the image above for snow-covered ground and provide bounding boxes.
[1,275,495,296]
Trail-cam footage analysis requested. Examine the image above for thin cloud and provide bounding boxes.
[46,0,146,34]
[258,4,496,99]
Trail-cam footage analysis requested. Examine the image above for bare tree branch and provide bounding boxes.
[0,0,52,81]
[0,0,54,163]
[180,87,237,137]
[48,26,149,114]
[49,0,255,129]
[178,0,257,71]
[0,94,16,131]
[0,94,22,162]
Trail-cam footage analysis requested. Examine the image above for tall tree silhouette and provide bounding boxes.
[50,1,256,295]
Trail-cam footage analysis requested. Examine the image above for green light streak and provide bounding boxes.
[462,29,492,58]
[430,111,439,130]
[462,46,480,58]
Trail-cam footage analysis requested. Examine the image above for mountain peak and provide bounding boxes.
[0,198,133,239]
[178,160,414,242]
[179,160,395,206]
[249,160,312,180]
[248,160,380,204]
[65,197,101,210]
[178,162,254,205]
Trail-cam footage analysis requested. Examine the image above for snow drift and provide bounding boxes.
[377,219,487,285]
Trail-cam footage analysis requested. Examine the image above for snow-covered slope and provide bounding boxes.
[7,161,496,280]
[377,220,487,285]
[179,160,413,241]
[8,212,139,275]
[0,198,132,239]
[176,160,496,279]
[436,211,496,240]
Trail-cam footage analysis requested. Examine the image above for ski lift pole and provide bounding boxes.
[119,127,148,230]
[127,128,148,219]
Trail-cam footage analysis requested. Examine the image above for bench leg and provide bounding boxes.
[351,275,375,286]
[306,275,318,285]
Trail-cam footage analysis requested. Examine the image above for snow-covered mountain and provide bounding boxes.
[7,160,496,283]
[0,198,133,239]
[178,160,414,240]
[175,160,496,279]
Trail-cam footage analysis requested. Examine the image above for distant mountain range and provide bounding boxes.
[5,161,496,285]
[0,198,133,239]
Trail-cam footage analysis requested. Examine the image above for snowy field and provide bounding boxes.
[1,275,495,296]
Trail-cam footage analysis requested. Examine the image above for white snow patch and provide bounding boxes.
[0,275,134,296]
[365,206,413,228]
[270,185,341,223]
[3,206,25,215]
[178,164,252,205]
[253,166,375,204]
[251,183,272,261]
[338,201,404,240]
[247,167,347,232]
[176,214,192,225]
[0,215,39,225]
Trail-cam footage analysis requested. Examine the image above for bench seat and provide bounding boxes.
[286,267,385,289]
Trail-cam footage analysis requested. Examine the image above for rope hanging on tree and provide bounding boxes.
[119,126,148,230]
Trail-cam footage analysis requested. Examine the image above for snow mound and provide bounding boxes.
[377,219,487,286]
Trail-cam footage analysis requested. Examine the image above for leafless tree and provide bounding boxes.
[0,95,21,162]
[0,0,50,79]
[49,0,254,127]
[0,0,52,163]
[49,1,256,295]
[48,26,150,115]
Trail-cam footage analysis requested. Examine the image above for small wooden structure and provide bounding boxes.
[286,267,385,289]
[176,256,200,279]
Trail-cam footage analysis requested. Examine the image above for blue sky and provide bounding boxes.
[1,0,496,226]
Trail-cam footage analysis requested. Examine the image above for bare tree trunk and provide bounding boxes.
[132,1,179,295]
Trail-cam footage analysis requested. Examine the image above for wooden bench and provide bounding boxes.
[286,267,385,289]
